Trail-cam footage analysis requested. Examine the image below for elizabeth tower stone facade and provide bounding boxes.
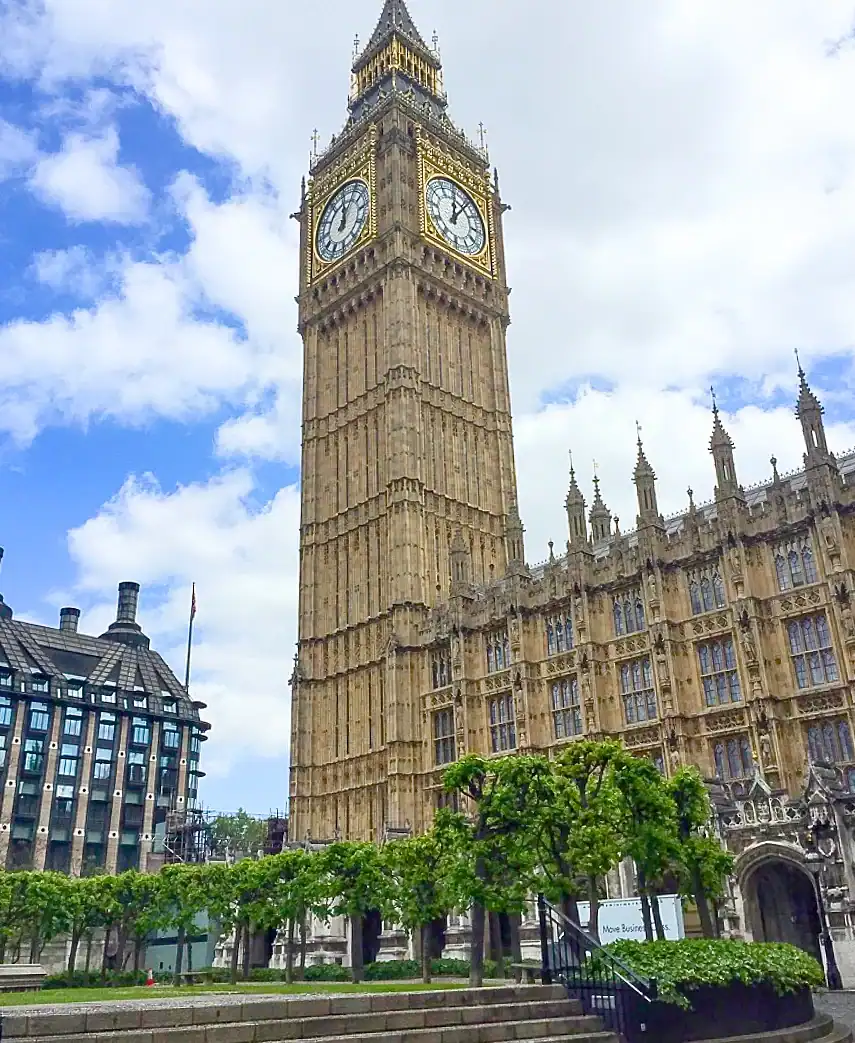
[290,0,518,840]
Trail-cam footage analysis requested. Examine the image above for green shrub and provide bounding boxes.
[430,957,470,977]
[248,967,285,982]
[364,960,420,980]
[604,939,825,1007]
[304,963,351,982]
[483,957,512,978]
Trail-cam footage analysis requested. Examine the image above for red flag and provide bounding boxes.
[190,583,197,621]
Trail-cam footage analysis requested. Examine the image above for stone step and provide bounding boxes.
[1,986,581,1042]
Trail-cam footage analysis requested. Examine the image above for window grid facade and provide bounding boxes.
[713,735,754,781]
[620,657,657,725]
[486,631,510,674]
[774,535,819,591]
[546,613,574,656]
[787,613,839,690]
[488,693,516,753]
[807,719,854,766]
[433,708,456,766]
[551,677,582,740]
[431,647,451,690]
[613,590,645,636]
[688,567,726,615]
[697,638,742,706]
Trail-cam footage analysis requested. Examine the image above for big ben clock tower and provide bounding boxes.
[290,0,520,841]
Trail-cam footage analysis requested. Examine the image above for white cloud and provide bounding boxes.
[30,127,150,224]
[0,118,37,179]
[65,470,299,782]
[30,245,118,298]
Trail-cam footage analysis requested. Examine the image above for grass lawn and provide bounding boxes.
[0,980,472,1008]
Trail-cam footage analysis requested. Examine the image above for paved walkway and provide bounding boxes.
[814,992,855,1030]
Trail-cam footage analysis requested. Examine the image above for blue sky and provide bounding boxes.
[2,0,855,816]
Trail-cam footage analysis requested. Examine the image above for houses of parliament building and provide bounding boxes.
[287,0,855,969]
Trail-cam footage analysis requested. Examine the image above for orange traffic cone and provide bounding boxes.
[145,969,155,987]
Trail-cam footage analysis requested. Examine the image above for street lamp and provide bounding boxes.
[804,827,843,991]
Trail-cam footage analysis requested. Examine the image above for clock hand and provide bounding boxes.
[337,203,349,234]
[450,188,460,225]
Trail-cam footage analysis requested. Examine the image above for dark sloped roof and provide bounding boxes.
[0,617,205,725]
[362,0,430,58]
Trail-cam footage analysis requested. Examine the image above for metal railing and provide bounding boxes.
[537,895,658,1043]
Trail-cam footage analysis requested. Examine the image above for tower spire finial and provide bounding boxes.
[795,347,805,380]
[710,385,718,416]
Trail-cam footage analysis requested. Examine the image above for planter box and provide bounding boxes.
[635,982,814,1043]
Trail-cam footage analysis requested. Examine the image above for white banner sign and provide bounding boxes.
[576,895,685,942]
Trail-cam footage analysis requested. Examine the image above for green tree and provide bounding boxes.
[441,755,539,986]
[541,740,626,940]
[318,841,393,983]
[385,829,453,983]
[158,864,207,984]
[667,767,734,938]
[65,876,113,979]
[613,757,680,941]
[264,849,324,983]
[210,809,268,859]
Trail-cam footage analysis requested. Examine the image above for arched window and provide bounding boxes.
[690,582,702,615]
[714,743,726,779]
[634,598,645,632]
[700,577,713,612]
[839,722,853,761]
[823,723,836,762]
[556,621,566,653]
[808,725,824,763]
[624,597,634,634]
[486,645,494,673]
[614,600,624,636]
[727,739,741,779]
[739,738,754,776]
[802,547,818,584]
[546,622,556,657]
[775,554,789,591]
[712,572,725,608]
[789,549,804,587]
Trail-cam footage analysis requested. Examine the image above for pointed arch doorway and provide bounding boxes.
[744,858,821,964]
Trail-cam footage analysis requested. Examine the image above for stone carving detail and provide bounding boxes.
[624,725,660,748]
[798,691,844,715]
[705,707,747,732]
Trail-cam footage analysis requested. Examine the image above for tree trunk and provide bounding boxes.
[559,891,581,925]
[173,925,186,987]
[0,940,6,964]
[29,931,39,963]
[691,864,715,938]
[101,927,111,983]
[133,938,142,975]
[488,912,505,978]
[587,876,601,942]
[350,914,364,983]
[637,871,654,942]
[229,926,240,985]
[299,916,308,974]
[241,923,252,981]
[68,930,81,976]
[469,901,486,987]
[285,919,296,984]
[651,893,666,941]
[84,934,93,986]
[509,913,522,983]
[420,923,432,984]
[711,899,721,939]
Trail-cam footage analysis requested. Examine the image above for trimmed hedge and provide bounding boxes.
[304,963,352,981]
[604,939,825,1008]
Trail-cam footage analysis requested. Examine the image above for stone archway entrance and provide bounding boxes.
[745,859,822,964]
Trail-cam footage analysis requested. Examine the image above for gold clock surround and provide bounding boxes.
[307,128,378,284]
[417,127,495,278]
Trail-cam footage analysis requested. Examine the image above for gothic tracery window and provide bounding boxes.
[613,589,645,637]
[486,630,510,674]
[488,693,516,753]
[774,535,818,591]
[713,735,754,781]
[433,709,456,766]
[551,678,582,740]
[688,566,726,615]
[620,657,657,724]
[697,638,741,706]
[431,646,451,689]
[546,612,574,656]
[807,718,854,768]
[787,613,838,690]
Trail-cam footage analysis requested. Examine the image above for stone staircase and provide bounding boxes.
[1,984,617,1043]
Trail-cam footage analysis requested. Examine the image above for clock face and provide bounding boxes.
[425,177,486,256]
[316,179,370,263]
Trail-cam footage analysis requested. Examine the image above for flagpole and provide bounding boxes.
[184,583,196,693]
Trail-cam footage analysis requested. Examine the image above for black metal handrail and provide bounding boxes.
[537,895,658,1043]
